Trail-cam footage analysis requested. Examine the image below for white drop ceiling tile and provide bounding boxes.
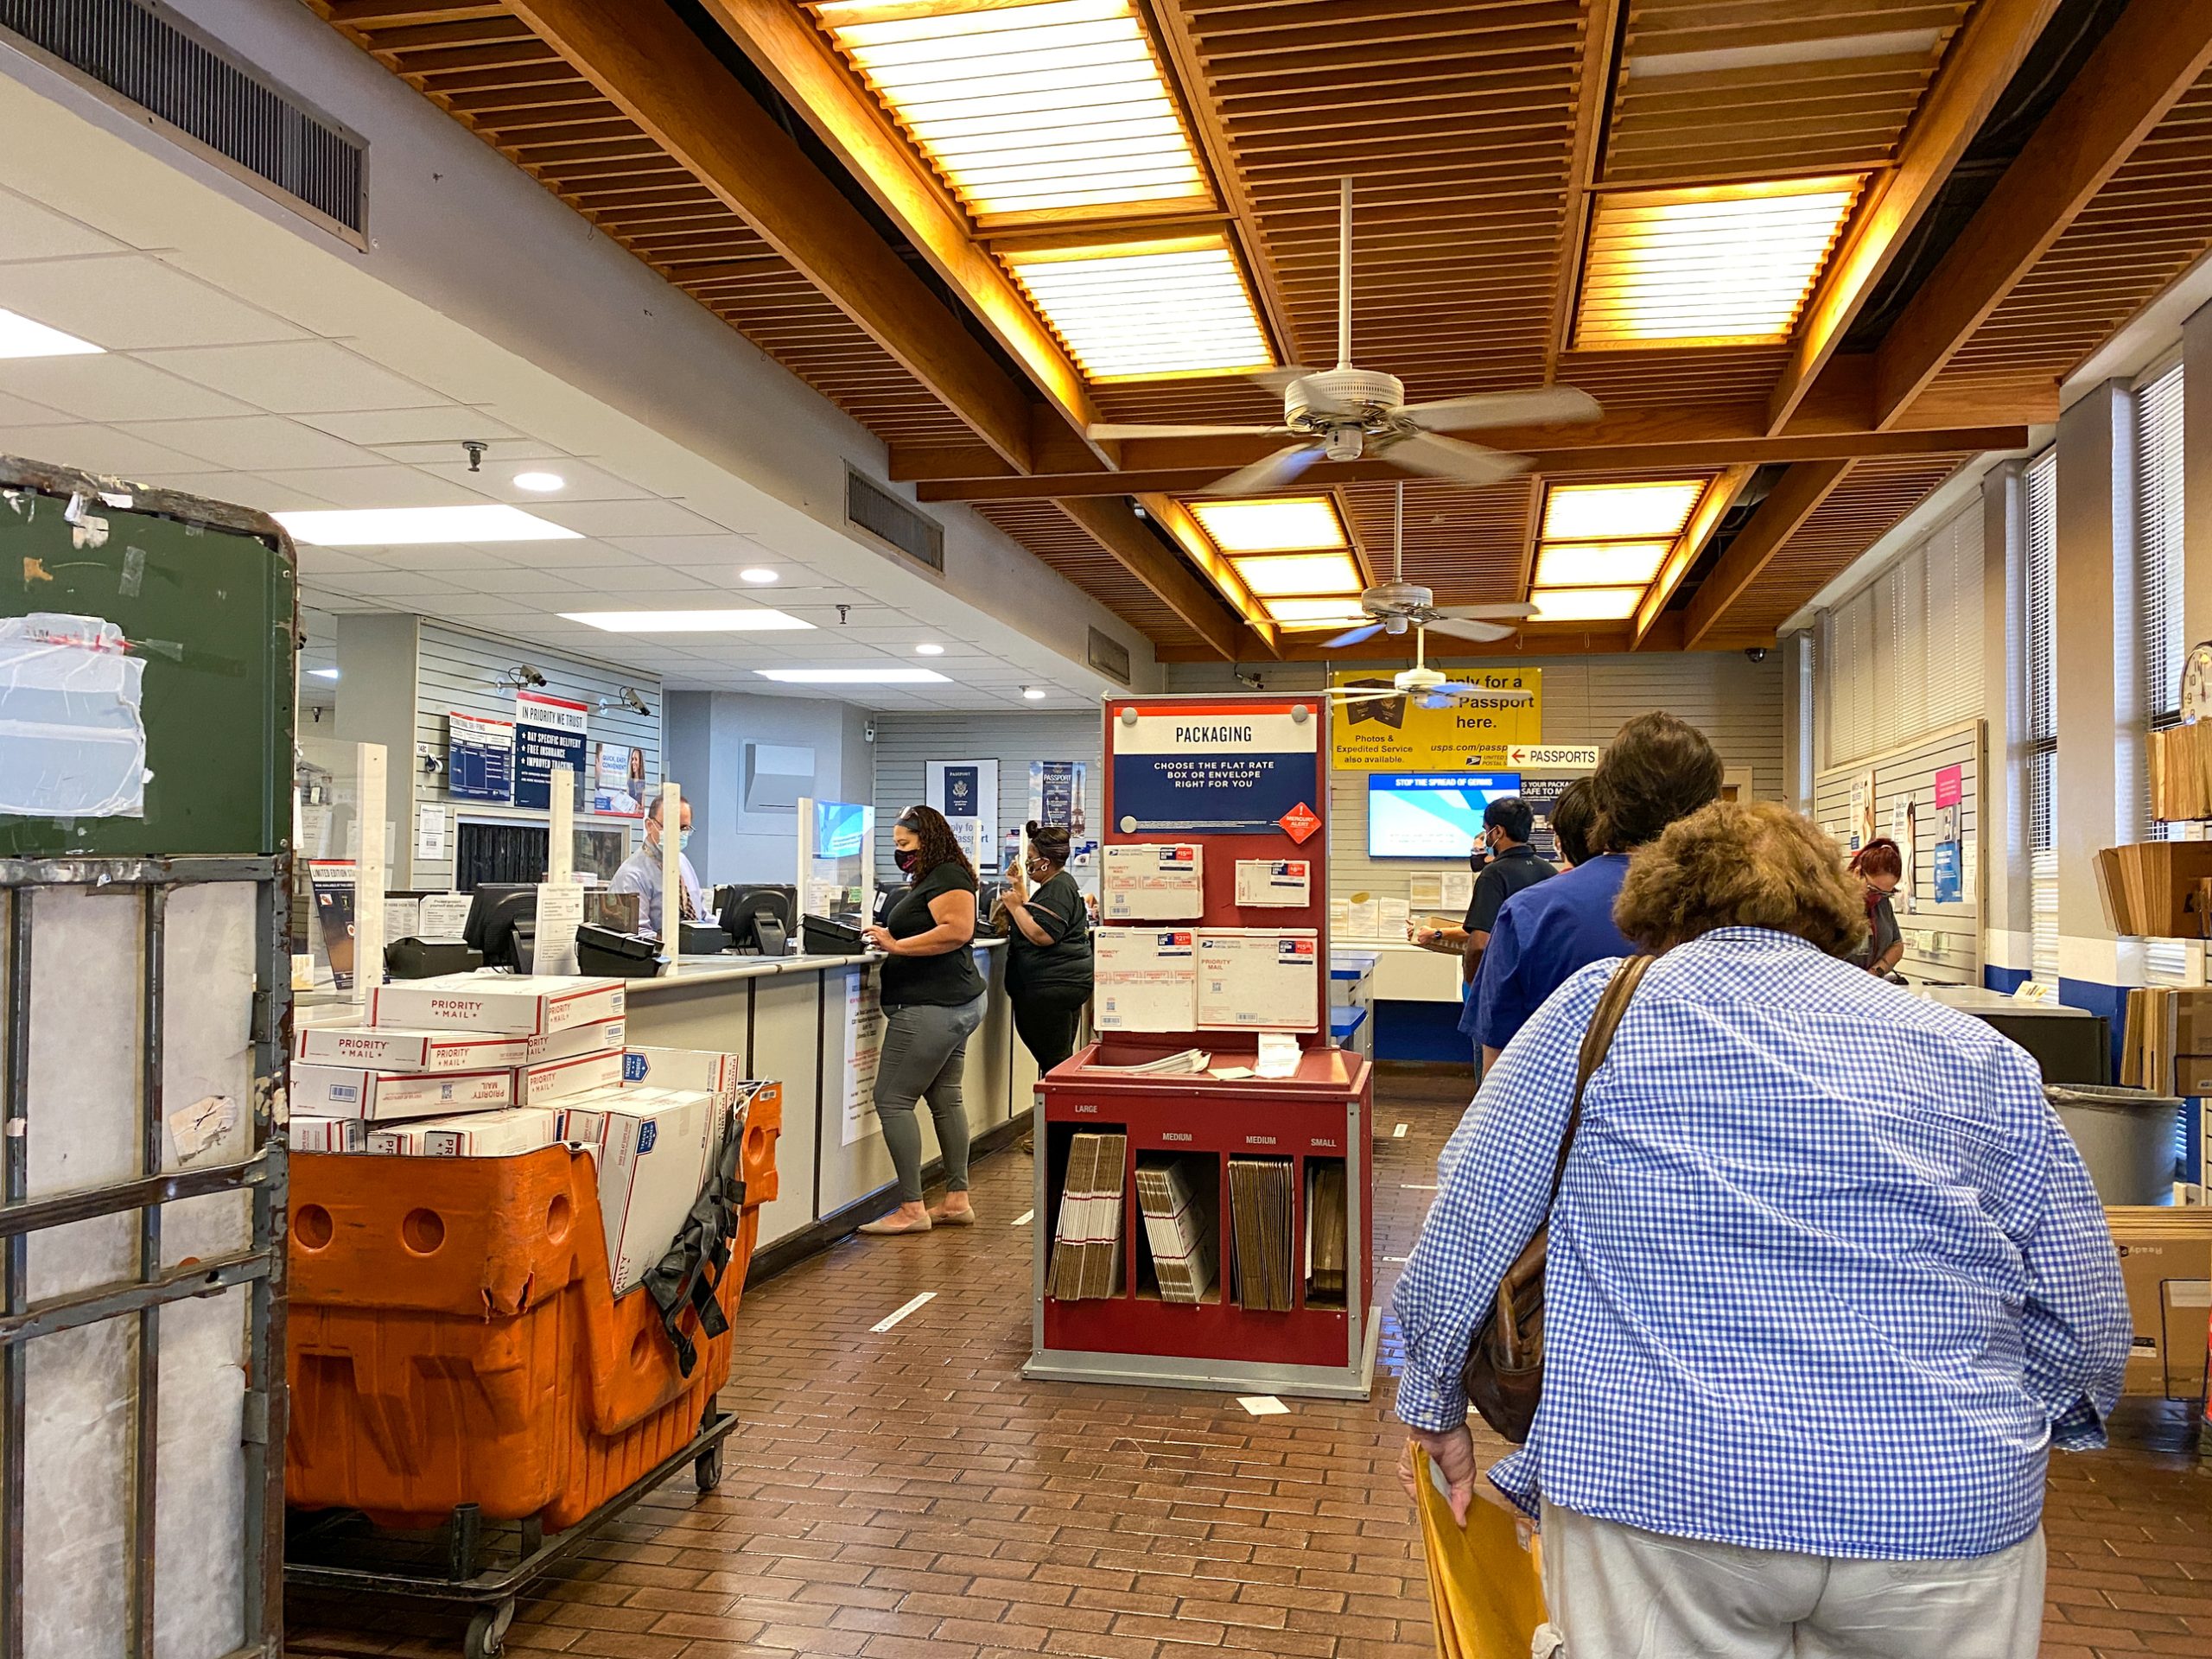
[299,589,380,613]
[531,499,727,537]
[445,568,594,597]
[137,340,446,415]
[354,543,523,574]
[118,416,383,471]
[292,547,385,579]
[0,423,219,477]
[0,388,66,426]
[321,571,473,600]
[385,593,523,618]
[546,565,716,593]
[296,407,519,447]
[365,436,568,467]
[0,355,257,421]
[0,257,308,349]
[0,192,128,260]
[413,458,652,503]
[130,471,336,512]
[252,464,493,509]
[472,538,632,570]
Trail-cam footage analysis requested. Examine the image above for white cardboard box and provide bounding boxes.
[289,1063,513,1121]
[1197,928,1320,1032]
[1103,843,1205,921]
[369,974,626,1037]
[526,1017,626,1065]
[571,1090,716,1295]
[368,1106,563,1157]
[622,1046,738,1105]
[514,1047,625,1105]
[1094,928,1198,1031]
[1234,858,1312,907]
[293,1025,529,1073]
[288,1116,367,1153]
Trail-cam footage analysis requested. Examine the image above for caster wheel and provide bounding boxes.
[466,1599,515,1658]
[695,1444,724,1493]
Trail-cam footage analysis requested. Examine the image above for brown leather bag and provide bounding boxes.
[1462,955,1653,1444]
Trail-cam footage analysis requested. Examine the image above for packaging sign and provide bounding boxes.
[1111,704,1319,835]
[1934,764,1963,809]
[448,712,515,804]
[594,741,647,817]
[1329,668,1541,770]
[512,692,589,812]
[1027,760,1088,832]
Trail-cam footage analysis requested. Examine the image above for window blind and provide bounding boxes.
[2134,365,2189,980]
[2025,449,2058,984]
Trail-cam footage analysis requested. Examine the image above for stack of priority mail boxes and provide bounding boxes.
[287,974,771,1294]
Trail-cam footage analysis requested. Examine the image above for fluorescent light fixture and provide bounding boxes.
[0,306,101,359]
[1186,495,1349,554]
[738,567,779,583]
[308,667,341,681]
[1541,480,1705,543]
[1230,551,1363,597]
[512,471,565,492]
[817,0,1209,223]
[1574,176,1860,347]
[1533,539,1674,588]
[275,505,582,545]
[1263,596,1370,626]
[1022,686,1048,701]
[1529,587,1645,622]
[560,609,815,632]
[1006,237,1273,381]
[914,642,945,655]
[755,667,950,684]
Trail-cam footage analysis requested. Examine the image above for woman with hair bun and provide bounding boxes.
[997,820,1092,1072]
[1847,836,1906,977]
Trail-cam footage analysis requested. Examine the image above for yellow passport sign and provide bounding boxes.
[1330,668,1542,770]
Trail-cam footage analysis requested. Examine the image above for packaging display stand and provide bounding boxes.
[1027,695,1376,1400]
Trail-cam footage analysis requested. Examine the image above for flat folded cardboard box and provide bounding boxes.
[513,1047,625,1105]
[567,1089,715,1296]
[293,1025,529,1073]
[2105,1207,2212,1397]
[289,1063,512,1121]
[368,1106,563,1157]
[368,974,626,1037]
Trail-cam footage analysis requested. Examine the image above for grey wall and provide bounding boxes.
[664,691,873,886]
[870,711,1105,887]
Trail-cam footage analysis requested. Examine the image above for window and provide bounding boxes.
[2134,362,2190,979]
[2025,449,2058,982]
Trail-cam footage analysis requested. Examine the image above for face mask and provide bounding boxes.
[1026,858,1052,882]
[677,829,691,851]
[894,847,919,874]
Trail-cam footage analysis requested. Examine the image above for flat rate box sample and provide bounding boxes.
[1234,858,1312,906]
[1196,928,1319,1032]
[1103,842,1205,920]
[1095,927,1198,1031]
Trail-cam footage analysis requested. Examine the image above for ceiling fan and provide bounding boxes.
[1084,177,1602,494]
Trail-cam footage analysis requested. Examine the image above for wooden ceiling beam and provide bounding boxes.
[327,1,505,25]
[693,0,1113,468]
[1681,462,1853,650]
[1634,464,1756,649]
[1546,0,1623,375]
[1136,496,1282,660]
[1768,0,2057,432]
[1055,498,1254,664]
[1868,0,2212,429]
[504,0,1039,473]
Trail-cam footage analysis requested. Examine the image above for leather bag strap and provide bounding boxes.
[1540,954,1654,1210]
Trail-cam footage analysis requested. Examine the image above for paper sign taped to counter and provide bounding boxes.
[0,613,149,818]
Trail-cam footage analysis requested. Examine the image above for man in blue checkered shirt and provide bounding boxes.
[1393,800,2130,1658]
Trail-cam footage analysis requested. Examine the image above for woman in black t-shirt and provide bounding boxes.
[858,804,989,1235]
[996,821,1092,1072]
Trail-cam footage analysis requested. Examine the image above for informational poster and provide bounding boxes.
[1329,668,1541,770]
[1112,703,1320,836]
[926,757,1000,870]
[1027,759,1088,832]
[1934,764,1963,809]
[594,742,647,817]
[515,691,590,812]
[1931,840,1962,905]
[1506,742,1599,770]
[1848,769,1876,852]
[308,859,358,990]
[840,966,886,1145]
[413,802,448,861]
[1893,798,1918,914]
[1517,776,1576,862]
[531,880,583,976]
[448,711,515,804]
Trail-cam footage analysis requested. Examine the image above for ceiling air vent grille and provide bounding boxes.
[846,469,944,572]
[1087,628,1132,685]
[0,0,366,237]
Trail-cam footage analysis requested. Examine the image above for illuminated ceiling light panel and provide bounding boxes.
[1574,176,1860,347]
[275,505,582,545]
[1541,480,1705,542]
[816,0,1208,222]
[1229,552,1363,598]
[1185,494,1348,554]
[0,306,101,359]
[1533,540,1674,588]
[1529,587,1646,623]
[1263,596,1370,626]
[756,667,950,683]
[1005,237,1272,380]
[560,609,815,632]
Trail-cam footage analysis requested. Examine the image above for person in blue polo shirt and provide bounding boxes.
[1469,711,1723,1068]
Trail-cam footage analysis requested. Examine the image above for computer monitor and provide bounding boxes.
[462,883,538,970]
[720,884,796,956]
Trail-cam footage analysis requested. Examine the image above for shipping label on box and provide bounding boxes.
[514,1047,626,1105]
[294,1025,529,1073]
[288,1116,367,1153]
[370,974,625,1036]
[289,1063,513,1121]
[593,1090,716,1295]
[526,1017,627,1065]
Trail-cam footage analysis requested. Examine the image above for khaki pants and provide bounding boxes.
[1535,1503,2045,1659]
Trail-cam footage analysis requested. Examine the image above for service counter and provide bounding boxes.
[626,937,1037,1272]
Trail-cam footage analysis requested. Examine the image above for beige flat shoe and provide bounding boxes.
[926,1205,976,1226]
[857,1212,931,1236]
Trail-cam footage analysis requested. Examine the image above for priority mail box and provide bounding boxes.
[526,1017,627,1065]
[369,974,625,1037]
[568,1089,715,1295]
[1196,928,1319,1032]
[289,1063,512,1122]
[288,1116,367,1153]
[293,1025,529,1073]
[512,1047,625,1106]
[623,1046,739,1107]
[368,1106,563,1158]
[1094,928,1198,1032]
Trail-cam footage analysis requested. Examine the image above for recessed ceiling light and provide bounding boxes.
[561,609,816,632]
[1229,551,1363,598]
[1533,540,1675,588]
[1005,236,1273,381]
[0,306,101,359]
[1186,495,1350,554]
[755,667,950,684]
[1574,177,1860,347]
[913,642,946,656]
[308,667,341,681]
[1529,587,1645,622]
[738,567,779,584]
[1022,686,1048,701]
[817,0,1209,225]
[275,505,582,545]
[1541,481,1705,542]
[512,471,565,492]
[1263,596,1370,626]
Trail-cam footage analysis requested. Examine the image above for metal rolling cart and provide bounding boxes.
[0,457,295,1657]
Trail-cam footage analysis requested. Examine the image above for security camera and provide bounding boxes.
[420,752,445,775]
[863,720,878,743]
[1745,646,1769,663]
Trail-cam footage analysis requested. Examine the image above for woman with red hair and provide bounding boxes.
[1847,836,1906,976]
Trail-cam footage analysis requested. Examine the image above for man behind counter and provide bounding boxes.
[607,794,704,938]
[1409,794,1557,991]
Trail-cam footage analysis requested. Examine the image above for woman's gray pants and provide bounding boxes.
[874,993,987,1203]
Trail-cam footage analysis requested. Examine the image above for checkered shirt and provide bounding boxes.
[1392,927,2132,1560]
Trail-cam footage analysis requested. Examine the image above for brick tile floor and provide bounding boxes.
[288,1089,2209,1659]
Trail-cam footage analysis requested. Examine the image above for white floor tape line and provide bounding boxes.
[1401,1182,1438,1191]
[870,1291,937,1333]
[1012,1209,1033,1226]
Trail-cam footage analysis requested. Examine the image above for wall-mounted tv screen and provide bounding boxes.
[1366,773,1523,859]
[814,801,870,861]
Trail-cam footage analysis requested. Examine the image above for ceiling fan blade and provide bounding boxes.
[1203,442,1325,496]
[1425,617,1516,644]
[1085,423,1290,440]
[1319,623,1384,648]
[1433,601,1535,620]
[1382,431,1531,488]
[1246,365,1316,397]
[1400,385,1603,433]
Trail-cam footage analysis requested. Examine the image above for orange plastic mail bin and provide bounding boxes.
[284,1083,780,1531]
